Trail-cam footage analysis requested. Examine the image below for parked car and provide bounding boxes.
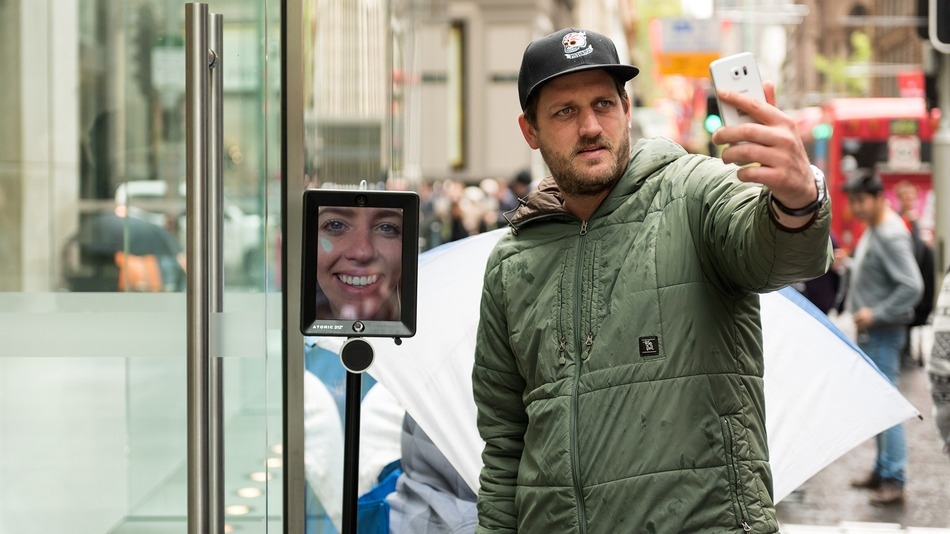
[113,180,268,286]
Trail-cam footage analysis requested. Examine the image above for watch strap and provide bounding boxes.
[769,166,826,217]
[769,191,823,217]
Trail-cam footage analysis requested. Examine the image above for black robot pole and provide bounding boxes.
[341,369,362,534]
[339,337,376,534]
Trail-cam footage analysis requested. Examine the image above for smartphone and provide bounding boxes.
[709,52,766,127]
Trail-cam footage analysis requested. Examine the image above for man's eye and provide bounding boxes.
[596,100,612,109]
[555,107,573,117]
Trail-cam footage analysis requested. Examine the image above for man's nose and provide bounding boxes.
[578,108,603,138]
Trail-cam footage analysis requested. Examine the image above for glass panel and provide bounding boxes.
[0,0,282,533]
[299,0,427,532]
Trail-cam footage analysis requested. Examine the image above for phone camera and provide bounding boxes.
[731,66,750,79]
[356,195,368,206]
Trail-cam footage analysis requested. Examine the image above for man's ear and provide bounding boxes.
[518,114,540,150]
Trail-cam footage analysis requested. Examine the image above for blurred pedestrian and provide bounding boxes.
[893,180,936,364]
[446,200,471,242]
[798,231,848,315]
[844,168,924,505]
[894,180,926,243]
[496,169,532,227]
[472,27,831,532]
[928,268,950,461]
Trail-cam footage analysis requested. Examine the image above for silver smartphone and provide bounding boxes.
[709,52,766,127]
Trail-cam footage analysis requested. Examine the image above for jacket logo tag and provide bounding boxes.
[639,336,660,357]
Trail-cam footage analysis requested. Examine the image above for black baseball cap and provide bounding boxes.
[518,28,639,111]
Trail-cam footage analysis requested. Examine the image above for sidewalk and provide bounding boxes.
[782,523,950,533]
[775,316,950,530]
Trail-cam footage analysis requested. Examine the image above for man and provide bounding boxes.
[471,28,832,532]
[845,169,924,505]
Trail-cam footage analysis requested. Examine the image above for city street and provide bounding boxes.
[776,318,950,532]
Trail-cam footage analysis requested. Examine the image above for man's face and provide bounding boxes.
[847,192,885,224]
[519,70,631,197]
[896,183,918,212]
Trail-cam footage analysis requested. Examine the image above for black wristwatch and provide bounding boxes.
[770,165,826,217]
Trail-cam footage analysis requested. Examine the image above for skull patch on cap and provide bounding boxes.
[562,31,593,59]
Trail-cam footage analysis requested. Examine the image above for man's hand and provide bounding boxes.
[711,82,819,228]
[853,307,874,331]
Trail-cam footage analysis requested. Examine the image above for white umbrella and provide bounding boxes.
[364,228,919,503]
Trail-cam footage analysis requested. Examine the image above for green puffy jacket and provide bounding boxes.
[472,137,832,533]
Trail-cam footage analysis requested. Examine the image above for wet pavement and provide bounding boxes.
[776,319,950,532]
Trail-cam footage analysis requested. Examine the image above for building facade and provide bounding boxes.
[783,0,927,107]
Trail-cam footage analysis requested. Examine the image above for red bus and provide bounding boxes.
[798,98,937,252]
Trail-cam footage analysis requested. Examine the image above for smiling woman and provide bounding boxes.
[315,206,403,321]
[300,189,419,339]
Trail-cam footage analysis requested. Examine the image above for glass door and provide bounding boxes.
[284,0,427,532]
[0,0,283,532]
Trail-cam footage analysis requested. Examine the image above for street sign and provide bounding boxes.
[888,135,922,171]
[657,18,720,78]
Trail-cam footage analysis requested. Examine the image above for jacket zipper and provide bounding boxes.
[582,239,596,363]
[722,417,752,532]
[558,257,568,366]
[571,219,590,533]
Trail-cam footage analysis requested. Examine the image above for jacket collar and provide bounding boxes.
[507,137,687,230]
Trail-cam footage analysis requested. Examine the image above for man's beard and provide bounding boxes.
[540,133,630,198]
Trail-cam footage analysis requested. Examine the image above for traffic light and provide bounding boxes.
[704,94,723,134]
[812,123,832,140]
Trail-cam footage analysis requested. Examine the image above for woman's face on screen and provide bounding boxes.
[316,206,403,321]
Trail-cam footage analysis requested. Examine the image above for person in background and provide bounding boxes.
[302,340,383,533]
[446,201,475,242]
[798,230,848,315]
[928,269,950,461]
[388,414,478,533]
[893,180,936,364]
[303,361,480,534]
[894,180,924,241]
[844,169,924,505]
[496,169,533,227]
[472,28,831,532]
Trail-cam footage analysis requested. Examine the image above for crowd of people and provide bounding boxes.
[416,171,533,252]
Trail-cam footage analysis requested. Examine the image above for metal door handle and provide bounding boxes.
[185,3,224,533]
